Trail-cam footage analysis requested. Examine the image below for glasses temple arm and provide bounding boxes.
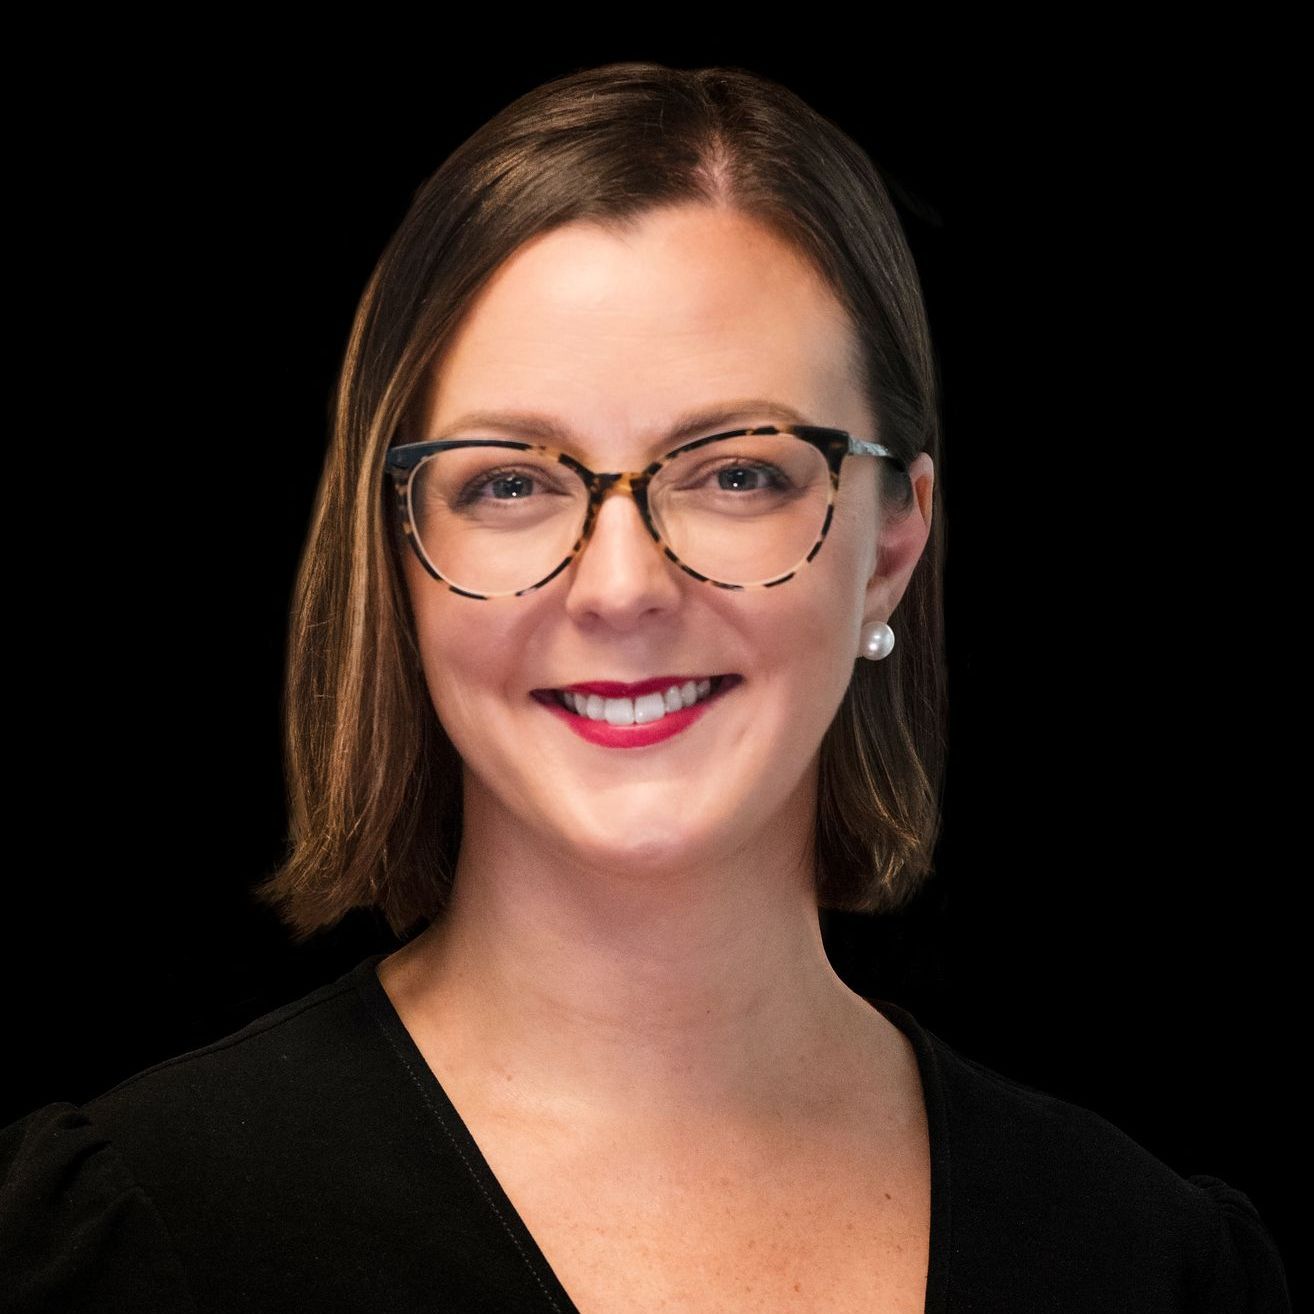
[847,436,909,471]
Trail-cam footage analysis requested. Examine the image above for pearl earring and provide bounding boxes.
[859,620,895,661]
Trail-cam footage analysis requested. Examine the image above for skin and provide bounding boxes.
[379,202,935,1154]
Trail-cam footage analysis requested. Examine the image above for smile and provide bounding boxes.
[530,675,741,748]
[557,676,725,724]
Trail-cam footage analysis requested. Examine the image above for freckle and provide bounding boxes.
[793,1282,802,1292]
[884,1191,892,1199]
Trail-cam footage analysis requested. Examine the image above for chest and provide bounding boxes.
[473,1114,931,1314]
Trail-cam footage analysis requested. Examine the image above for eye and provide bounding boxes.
[665,458,795,495]
[447,461,575,511]
[458,466,542,505]
[710,462,790,492]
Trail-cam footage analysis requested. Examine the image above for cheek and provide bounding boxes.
[415,643,510,782]
[785,524,869,642]
[775,547,870,715]
[403,591,478,737]
[418,625,492,718]
[405,593,526,748]
[742,582,858,740]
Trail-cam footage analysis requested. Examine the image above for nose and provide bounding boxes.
[562,478,683,627]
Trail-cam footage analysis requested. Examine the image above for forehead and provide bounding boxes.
[415,205,865,449]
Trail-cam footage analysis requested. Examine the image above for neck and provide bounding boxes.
[377,779,889,1135]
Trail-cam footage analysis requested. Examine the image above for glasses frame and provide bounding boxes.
[384,424,906,600]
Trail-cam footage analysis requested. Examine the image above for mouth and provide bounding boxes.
[531,674,741,727]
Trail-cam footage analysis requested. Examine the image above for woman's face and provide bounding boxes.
[403,204,932,882]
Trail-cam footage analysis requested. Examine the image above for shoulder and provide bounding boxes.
[0,962,380,1313]
[84,962,368,1132]
[2,956,570,1310]
[1,1098,197,1314]
[908,1015,1293,1312]
[64,961,387,1197]
[1,1100,197,1312]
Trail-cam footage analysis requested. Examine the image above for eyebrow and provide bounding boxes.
[428,399,815,452]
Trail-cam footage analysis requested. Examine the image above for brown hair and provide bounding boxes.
[252,61,948,945]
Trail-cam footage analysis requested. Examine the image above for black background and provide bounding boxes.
[6,32,1299,1302]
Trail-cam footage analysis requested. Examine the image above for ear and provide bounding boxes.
[862,452,935,625]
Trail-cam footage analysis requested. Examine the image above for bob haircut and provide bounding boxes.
[254,61,948,945]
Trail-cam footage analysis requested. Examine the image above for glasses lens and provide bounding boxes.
[404,433,833,595]
[649,432,831,585]
[408,445,588,595]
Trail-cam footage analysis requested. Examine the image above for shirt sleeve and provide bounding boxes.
[1,1102,197,1314]
[1189,1173,1292,1313]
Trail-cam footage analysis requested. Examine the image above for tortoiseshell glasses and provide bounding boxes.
[384,424,905,600]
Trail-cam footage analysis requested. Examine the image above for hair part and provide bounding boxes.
[252,61,948,944]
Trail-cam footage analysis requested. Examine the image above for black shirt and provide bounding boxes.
[0,953,1292,1312]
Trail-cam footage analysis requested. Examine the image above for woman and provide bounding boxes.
[0,62,1290,1313]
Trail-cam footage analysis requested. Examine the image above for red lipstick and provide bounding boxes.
[557,675,716,698]
[531,675,740,749]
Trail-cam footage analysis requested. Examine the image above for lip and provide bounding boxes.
[531,675,741,749]
[546,674,723,698]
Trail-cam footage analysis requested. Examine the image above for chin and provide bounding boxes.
[546,812,720,875]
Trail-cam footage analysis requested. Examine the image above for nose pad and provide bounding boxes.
[563,478,681,619]
[577,484,666,574]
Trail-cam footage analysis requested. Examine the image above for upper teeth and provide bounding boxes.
[558,678,714,725]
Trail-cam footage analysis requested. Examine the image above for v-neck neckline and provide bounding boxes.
[349,951,952,1314]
